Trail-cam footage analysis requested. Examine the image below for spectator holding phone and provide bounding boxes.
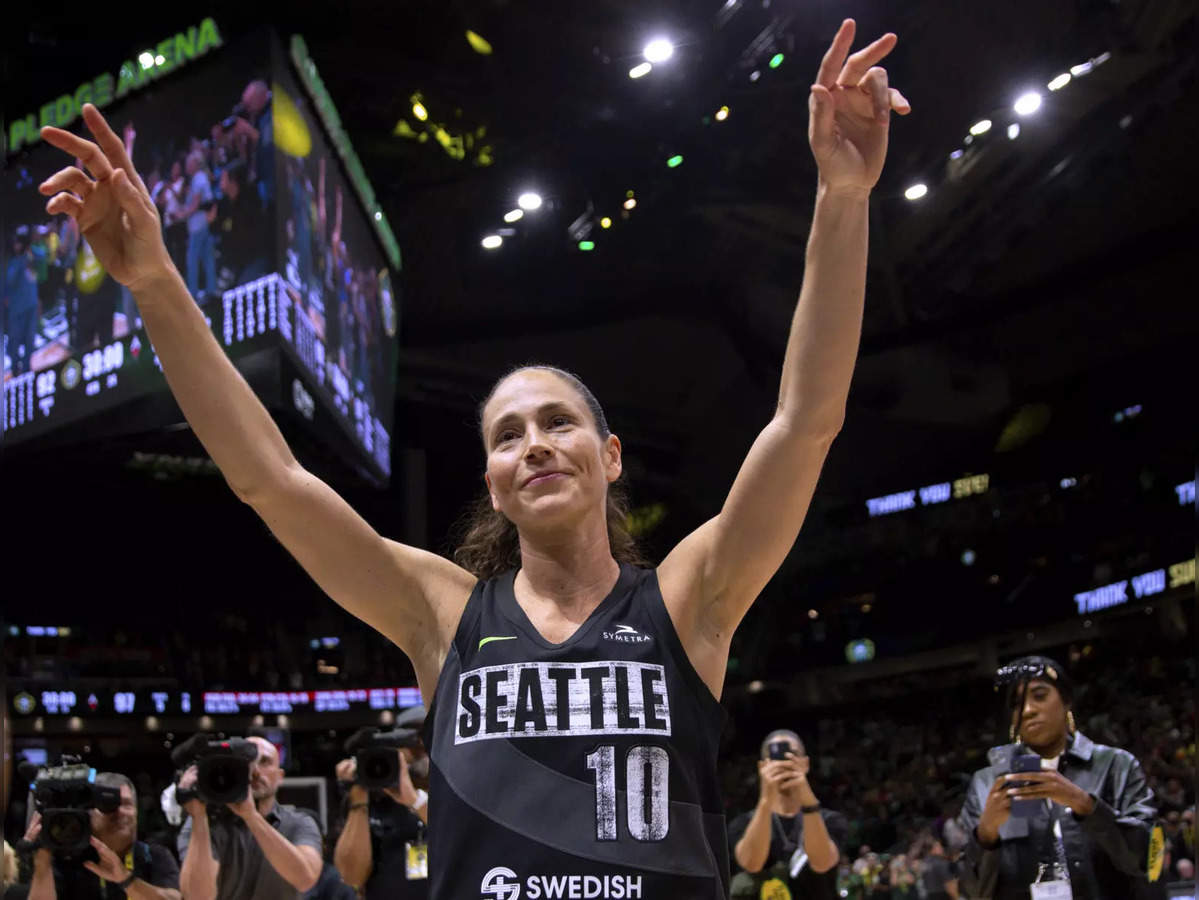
[958,656,1161,899]
[728,729,847,899]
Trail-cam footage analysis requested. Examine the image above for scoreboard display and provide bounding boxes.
[10,686,423,718]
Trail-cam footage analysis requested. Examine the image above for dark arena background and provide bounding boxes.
[1,1,1195,898]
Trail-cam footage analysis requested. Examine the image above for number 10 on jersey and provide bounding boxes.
[585,745,669,841]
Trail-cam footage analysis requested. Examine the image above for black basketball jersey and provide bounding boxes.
[423,563,730,900]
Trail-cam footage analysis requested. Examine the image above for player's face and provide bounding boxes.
[482,370,621,533]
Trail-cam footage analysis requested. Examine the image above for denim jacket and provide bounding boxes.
[957,732,1161,899]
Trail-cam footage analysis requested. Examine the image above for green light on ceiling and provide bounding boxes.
[666,154,683,168]
[578,240,595,251]
[769,53,784,69]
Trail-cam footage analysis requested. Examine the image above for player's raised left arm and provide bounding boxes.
[660,20,910,648]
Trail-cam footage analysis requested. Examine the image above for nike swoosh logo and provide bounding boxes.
[478,636,519,650]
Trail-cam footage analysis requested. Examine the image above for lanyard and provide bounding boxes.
[1034,806,1071,885]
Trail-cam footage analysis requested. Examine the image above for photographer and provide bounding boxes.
[728,730,847,900]
[13,773,179,900]
[332,729,427,899]
[177,737,321,900]
[958,656,1160,899]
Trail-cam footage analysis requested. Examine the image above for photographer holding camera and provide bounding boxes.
[728,730,846,900]
[332,726,428,899]
[13,772,179,900]
[176,736,321,900]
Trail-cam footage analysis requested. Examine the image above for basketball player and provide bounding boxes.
[37,19,909,898]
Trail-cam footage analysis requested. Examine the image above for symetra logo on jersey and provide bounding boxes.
[456,661,671,743]
[601,624,652,644]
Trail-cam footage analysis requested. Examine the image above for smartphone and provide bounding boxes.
[768,741,791,761]
[1009,753,1042,817]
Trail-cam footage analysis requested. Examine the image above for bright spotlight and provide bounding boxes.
[769,53,784,69]
[666,154,683,168]
[481,234,503,249]
[807,609,819,620]
[1007,123,1020,140]
[961,549,976,566]
[715,105,729,122]
[643,38,674,64]
[503,209,524,223]
[623,198,636,210]
[1070,61,1093,77]
[599,217,612,229]
[1014,91,1042,116]
[628,62,652,79]
[904,183,928,201]
[969,119,992,136]
[412,102,428,122]
[749,70,761,82]
[1047,73,1071,91]
[518,192,543,211]
[138,52,154,69]
[578,240,595,252]
[155,55,165,66]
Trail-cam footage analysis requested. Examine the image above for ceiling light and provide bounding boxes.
[666,154,683,168]
[517,192,543,211]
[969,119,992,136]
[904,183,928,201]
[465,30,493,55]
[503,209,524,223]
[481,234,502,249]
[715,105,729,121]
[1070,61,1093,77]
[949,149,964,160]
[599,217,612,229]
[808,609,819,620]
[628,62,652,79]
[643,38,674,63]
[1047,73,1071,91]
[155,55,165,66]
[769,53,784,69]
[623,197,636,210]
[412,101,428,122]
[138,52,154,69]
[578,240,595,251]
[1007,123,1020,139]
[1013,91,1042,116]
[749,70,761,82]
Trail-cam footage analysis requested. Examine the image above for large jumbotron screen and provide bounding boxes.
[1,20,398,482]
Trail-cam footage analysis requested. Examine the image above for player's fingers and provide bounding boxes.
[46,192,85,219]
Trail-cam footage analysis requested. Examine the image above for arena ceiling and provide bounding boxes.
[4,0,1196,557]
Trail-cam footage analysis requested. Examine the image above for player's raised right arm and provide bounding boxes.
[39,105,473,685]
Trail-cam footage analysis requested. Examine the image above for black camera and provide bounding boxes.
[171,733,260,805]
[220,101,249,131]
[19,756,121,857]
[344,727,420,790]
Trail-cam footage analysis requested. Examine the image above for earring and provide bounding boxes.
[1067,711,1076,734]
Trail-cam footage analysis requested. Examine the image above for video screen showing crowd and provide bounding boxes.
[2,56,274,381]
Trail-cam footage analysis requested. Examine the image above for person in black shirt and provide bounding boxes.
[214,160,267,286]
[728,730,848,899]
[333,744,428,899]
[12,772,179,900]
